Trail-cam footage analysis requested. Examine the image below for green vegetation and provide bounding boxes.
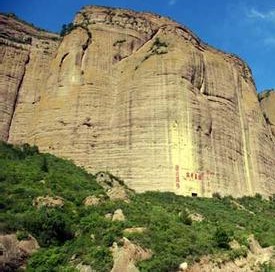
[1,12,51,33]
[151,37,168,54]
[258,89,274,102]
[60,23,75,36]
[59,21,91,44]
[135,37,168,70]
[113,39,126,47]
[1,141,275,271]
[60,13,91,37]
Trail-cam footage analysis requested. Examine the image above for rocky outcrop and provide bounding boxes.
[112,209,126,222]
[96,172,131,201]
[0,7,275,197]
[83,195,101,206]
[76,263,95,272]
[110,237,152,272]
[123,227,147,235]
[186,235,274,272]
[0,234,39,271]
[33,195,64,208]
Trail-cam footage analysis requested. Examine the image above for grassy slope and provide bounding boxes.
[0,141,275,272]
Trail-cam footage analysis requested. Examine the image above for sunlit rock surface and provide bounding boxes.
[0,7,274,197]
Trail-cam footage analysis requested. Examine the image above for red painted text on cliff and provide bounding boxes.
[175,165,180,188]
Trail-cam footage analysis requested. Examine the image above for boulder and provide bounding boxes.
[0,234,39,271]
[83,196,100,206]
[33,195,64,208]
[110,237,152,272]
[112,209,125,222]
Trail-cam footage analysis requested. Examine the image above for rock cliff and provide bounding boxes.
[0,13,59,141]
[260,90,275,137]
[0,7,274,197]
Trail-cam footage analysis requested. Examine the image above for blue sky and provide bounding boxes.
[1,0,274,92]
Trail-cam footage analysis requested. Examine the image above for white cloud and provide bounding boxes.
[244,7,275,48]
[247,7,275,21]
[168,0,177,6]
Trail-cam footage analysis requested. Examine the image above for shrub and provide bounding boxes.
[179,209,192,225]
[60,23,74,36]
[228,246,248,260]
[212,192,222,199]
[16,230,29,241]
[22,208,74,246]
[214,227,232,249]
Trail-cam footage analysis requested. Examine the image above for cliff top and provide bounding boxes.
[1,6,254,81]
[0,13,60,44]
[258,89,275,101]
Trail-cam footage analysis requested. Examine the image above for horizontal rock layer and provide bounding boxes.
[0,7,274,197]
[0,13,60,141]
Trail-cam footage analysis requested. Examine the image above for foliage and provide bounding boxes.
[212,192,222,199]
[179,209,192,225]
[214,227,232,249]
[152,37,168,50]
[260,262,275,272]
[135,37,168,70]
[1,141,275,271]
[228,246,248,260]
[113,39,126,46]
[258,89,274,102]
[22,207,74,246]
[60,23,74,36]
[0,12,53,33]
[16,230,29,241]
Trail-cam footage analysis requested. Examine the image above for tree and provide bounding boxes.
[60,23,74,36]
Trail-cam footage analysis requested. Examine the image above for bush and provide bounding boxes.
[22,208,74,246]
[179,209,192,225]
[214,227,232,249]
[27,247,69,272]
[60,23,74,36]
[16,230,29,240]
[212,192,222,199]
[228,246,248,260]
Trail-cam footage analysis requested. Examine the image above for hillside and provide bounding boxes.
[0,6,274,197]
[0,142,275,271]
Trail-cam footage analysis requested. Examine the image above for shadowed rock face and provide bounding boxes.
[0,7,274,197]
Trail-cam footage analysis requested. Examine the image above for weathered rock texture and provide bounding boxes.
[0,14,60,142]
[0,234,39,271]
[110,237,152,272]
[0,7,275,197]
[260,90,275,137]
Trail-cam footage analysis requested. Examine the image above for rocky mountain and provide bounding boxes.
[0,6,274,197]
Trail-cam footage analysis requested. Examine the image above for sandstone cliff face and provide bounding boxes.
[0,7,274,197]
[0,14,60,141]
[260,90,275,137]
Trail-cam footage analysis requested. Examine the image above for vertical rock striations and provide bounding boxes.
[0,7,274,197]
[0,13,60,141]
